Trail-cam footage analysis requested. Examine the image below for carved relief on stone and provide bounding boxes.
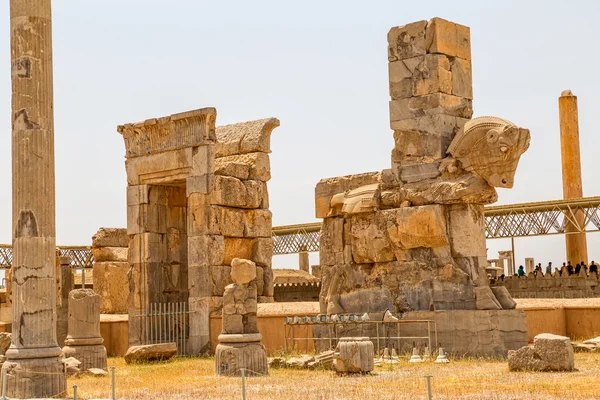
[447,116,530,188]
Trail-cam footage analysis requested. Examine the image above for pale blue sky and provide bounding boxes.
[0,1,599,270]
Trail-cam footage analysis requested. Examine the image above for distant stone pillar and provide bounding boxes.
[62,289,107,371]
[559,90,588,265]
[56,255,74,348]
[525,258,535,274]
[299,249,309,273]
[2,0,67,397]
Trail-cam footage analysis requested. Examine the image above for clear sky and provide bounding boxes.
[0,1,599,271]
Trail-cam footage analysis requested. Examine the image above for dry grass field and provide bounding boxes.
[68,353,600,400]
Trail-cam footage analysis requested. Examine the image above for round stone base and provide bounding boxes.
[215,341,268,376]
[1,356,66,399]
[62,344,108,371]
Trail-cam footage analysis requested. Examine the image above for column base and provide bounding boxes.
[215,337,268,377]
[1,356,66,399]
[62,344,107,371]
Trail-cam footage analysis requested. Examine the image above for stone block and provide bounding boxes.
[124,343,177,364]
[315,172,381,218]
[389,93,473,122]
[223,314,244,334]
[252,238,273,267]
[491,286,517,309]
[127,185,149,206]
[92,228,129,248]
[93,261,129,314]
[393,129,452,160]
[186,174,214,196]
[387,20,427,61]
[215,118,279,157]
[390,114,468,137]
[188,235,224,267]
[191,143,215,177]
[385,205,448,250]
[450,57,473,99]
[92,247,128,262]
[396,161,441,183]
[333,337,374,374]
[255,266,264,296]
[223,238,253,265]
[211,176,265,209]
[216,152,271,182]
[447,204,486,258]
[245,209,272,238]
[389,54,452,100]
[128,233,166,264]
[210,265,232,297]
[350,213,395,264]
[187,194,221,236]
[214,161,250,180]
[263,267,274,297]
[474,287,502,310]
[508,333,574,371]
[231,258,257,285]
[217,207,247,237]
[425,18,471,60]
[215,341,268,376]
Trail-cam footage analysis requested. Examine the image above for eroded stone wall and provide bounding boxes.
[92,228,129,313]
[493,273,600,298]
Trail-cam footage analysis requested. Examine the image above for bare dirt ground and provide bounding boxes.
[69,353,600,400]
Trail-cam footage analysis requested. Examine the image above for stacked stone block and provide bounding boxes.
[92,228,129,314]
[493,273,600,298]
[388,18,472,183]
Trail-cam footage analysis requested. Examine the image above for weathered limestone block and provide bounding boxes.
[211,176,267,209]
[124,343,177,364]
[315,172,382,218]
[490,286,517,309]
[450,57,473,99]
[189,235,225,267]
[386,205,448,250]
[92,247,128,262]
[62,289,107,371]
[474,287,502,310]
[401,174,497,206]
[216,152,271,182]
[396,161,441,183]
[388,20,427,61]
[425,17,471,60]
[447,204,486,258]
[389,54,452,100]
[334,337,374,374]
[215,339,268,376]
[215,118,279,157]
[350,213,395,263]
[389,93,473,122]
[393,129,452,160]
[508,334,574,371]
[93,261,129,314]
[92,228,129,248]
[390,114,468,137]
[214,160,250,180]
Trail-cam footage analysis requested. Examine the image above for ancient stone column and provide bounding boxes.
[559,90,588,265]
[215,258,267,376]
[62,289,107,371]
[299,249,309,273]
[56,254,74,348]
[2,0,67,397]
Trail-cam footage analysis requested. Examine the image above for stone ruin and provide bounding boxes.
[61,289,107,371]
[215,258,268,376]
[118,108,278,355]
[316,17,530,315]
[92,228,129,314]
[314,18,530,356]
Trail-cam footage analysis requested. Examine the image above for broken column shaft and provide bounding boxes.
[2,0,66,397]
[559,90,588,265]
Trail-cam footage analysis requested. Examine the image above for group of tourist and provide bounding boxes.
[515,261,599,277]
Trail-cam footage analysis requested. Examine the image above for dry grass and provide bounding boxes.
[69,353,600,400]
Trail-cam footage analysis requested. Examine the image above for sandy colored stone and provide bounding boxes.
[334,337,374,374]
[447,204,486,258]
[189,235,225,267]
[92,228,129,248]
[474,287,502,310]
[389,93,473,122]
[214,160,250,180]
[216,152,271,182]
[124,343,177,363]
[387,20,427,61]
[231,259,257,285]
[450,57,473,99]
[315,172,382,219]
[252,237,273,267]
[386,205,448,250]
[211,176,266,209]
[426,18,471,60]
[215,341,268,376]
[215,118,279,157]
[223,238,253,265]
[92,246,128,262]
[92,261,129,314]
[491,286,517,309]
[0,332,10,355]
[508,333,574,371]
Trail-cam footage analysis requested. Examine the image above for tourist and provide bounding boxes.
[546,262,552,275]
[567,261,574,275]
[575,263,581,275]
[590,261,598,275]
[559,262,567,276]
[518,265,525,276]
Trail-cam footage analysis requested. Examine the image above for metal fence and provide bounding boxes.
[136,302,190,355]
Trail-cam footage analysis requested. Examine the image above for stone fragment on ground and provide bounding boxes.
[267,357,286,368]
[124,343,177,364]
[508,333,574,372]
[86,368,109,376]
[63,357,82,376]
[573,343,596,353]
[286,354,314,368]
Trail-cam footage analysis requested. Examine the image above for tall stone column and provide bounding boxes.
[3,0,66,397]
[559,90,588,265]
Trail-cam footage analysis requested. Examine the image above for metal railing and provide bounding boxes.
[135,302,190,355]
[0,245,94,269]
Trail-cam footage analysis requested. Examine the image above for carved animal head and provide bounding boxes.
[447,116,530,188]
